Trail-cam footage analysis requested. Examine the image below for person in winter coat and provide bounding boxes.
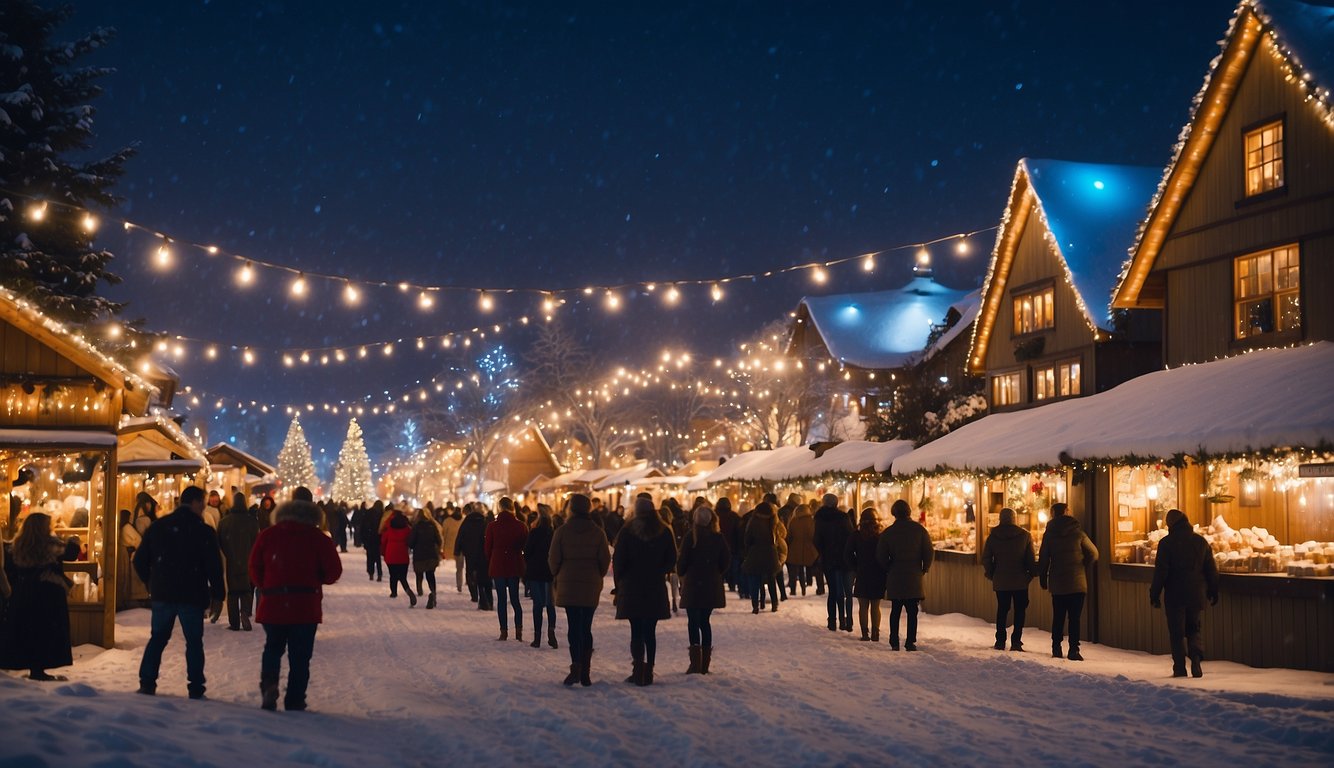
[1150,508,1220,678]
[523,506,558,649]
[328,502,349,553]
[603,504,625,545]
[203,491,223,531]
[785,503,818,596]
[456,502,492,610]
[1037,502,1098,661]
[742,501,782,614]
[548,493,610,687]
[613,497,678,686]
[876,500,934,651]
[440,506,464,593]
[257,494,277,531]
[813,493,854,632]
[216,492,261,631]
[380,507,416,606]
[358,500,383,581]
[713,497,741,593]
[410,510,443,609]
[846,508,887,642]
[132,491,158,535]
[133,486,225,698]
[0,513,72,681]
[982,507,1036,651]
[249,499,342,711]
[485,497,529,641]
[678,504,729,675]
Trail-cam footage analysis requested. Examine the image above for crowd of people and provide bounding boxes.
[0,484,1222,707]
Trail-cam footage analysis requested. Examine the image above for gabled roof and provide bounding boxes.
[1114,0,1334,309]
[968,159,1160,374]
[794,276,970,370]
[206,442,276,476]
[119,414,208,465]
[923,289,982,363]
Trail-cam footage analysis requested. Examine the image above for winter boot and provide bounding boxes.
[516,625,523,643]
[1172,663,1187,678]
[860,629,870,642]
[1067,644,1084,662]
[497,628,508,641]
[580,648,593,687]
[994,629,1006,650]
[686,645,702,674]
[1010,629,1024,652]
[1052,641,1063,659]
[700,647,712,675]
[889,637,900,651]
[626,660,643,685]
[1190,652,1203,678]
[241,613,252,632]
[548,627,559,649]
[563,664,580,686]
[638,663,654,687]
[260,678,279,711]
[426,592,436,610]
[408,590,417,608]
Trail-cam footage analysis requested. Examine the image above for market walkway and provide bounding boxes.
[3,550,1332,767]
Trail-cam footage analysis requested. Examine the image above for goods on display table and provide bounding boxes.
[1116,514,1334,577]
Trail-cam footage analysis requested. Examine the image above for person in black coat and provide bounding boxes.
[358,500,384,581]
[455,503,492,610]
[812,493,854,632]
[846,508,887,642]
[713,497,741,593]
[0,513,72,680]
[132,486,225,698]
[523,507,558,649]
[1150,508,1220,678]
[677,504,729,674]
[327,501,349,552]
[613,497,678,686]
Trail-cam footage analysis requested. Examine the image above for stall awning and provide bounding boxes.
[0,429,117,450]
[705,441,916,484]
[592,465,663,490]
[893,342,1334,476]
[117,459,208,475]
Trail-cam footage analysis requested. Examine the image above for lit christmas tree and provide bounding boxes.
[332,418,374,502]
[277,417,319,494]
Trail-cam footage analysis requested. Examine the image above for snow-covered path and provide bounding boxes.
[3,550,1332,767]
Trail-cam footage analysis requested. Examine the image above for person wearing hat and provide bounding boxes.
[813,493,854,632]
[876,499,934,651]
[1150,508,1219,678]
[678,502,729,674]
[1037,502,1098,661]
[981,507,1036,651]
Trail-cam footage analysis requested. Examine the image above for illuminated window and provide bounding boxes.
[991,371,1021,407]
[1235,245,1300,339]
[1243,120,1283,197]
[1012,286,1054,335]
[1033,359,1081,401]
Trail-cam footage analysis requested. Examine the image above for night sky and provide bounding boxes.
[66,0,1234,464]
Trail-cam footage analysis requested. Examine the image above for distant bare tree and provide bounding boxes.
[437,345,524,498]
[526,321,637,468]
[725,320,831,449]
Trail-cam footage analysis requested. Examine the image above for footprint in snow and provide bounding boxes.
[53,682,98,698]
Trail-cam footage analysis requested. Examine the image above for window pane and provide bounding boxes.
[1278,292,1301,332]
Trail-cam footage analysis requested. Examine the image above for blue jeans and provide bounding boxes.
[686,606,713,648]
[827,569,853,625]
[530,581,556,631]
[564,606,595,664]
[139,602,206,695]
[261,623,318,709]
[494,576,522,630]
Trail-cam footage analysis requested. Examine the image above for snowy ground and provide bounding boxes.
[2,550,1332,768]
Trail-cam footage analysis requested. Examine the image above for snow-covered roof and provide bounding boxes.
[1115,0,1334,308]
[796,276,971,369]
[894,342,1334,475]
[923,289,982,362]
[206,442,277,475]
[0,428,117,448]
[572,468,615,484]
[801,440,915,477]
[592,464,663,490]
[703,441,915,484]
[1022,159,1162,330]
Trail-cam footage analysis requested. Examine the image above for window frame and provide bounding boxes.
[1032,356,1083,402]
[990,369,1023,408]
[1241,116,1285,199]
[1010,281,1056,338]
[1233,243,1301,342]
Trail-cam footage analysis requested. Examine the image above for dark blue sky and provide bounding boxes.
[68,0,1234,462]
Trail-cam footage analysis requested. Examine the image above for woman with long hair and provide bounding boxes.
[523,505,558,648]
[410,509,443,609]
[741,501,782,614]
[380,506,416,606]
[613,496,677,686]
[846,507,887,642]
[677,503,729,674]
[547,494,610,686]
[132,492,158,534]
[0,513,72,680]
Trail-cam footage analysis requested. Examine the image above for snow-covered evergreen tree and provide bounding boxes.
[277,417,319,494]
[0,2,135,324]
[332,418,374,503]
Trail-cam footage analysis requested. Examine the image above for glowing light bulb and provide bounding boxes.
[916,246,930,266]
[955,236,969,255]
[237,261,254,286]
[343,282,360,305]
[81,213,98,233]
[542,295,556,313]
[206,245,219,255]
[1146,484,1159,501]
[105,323,122,339]
[710,283,724,302]
[479,292,494,312]
[418,291,434,310]
[605,290,621,311]
[290,274,307,297]
[662,285,681,306]
[383,344,394,356]
[154,242,172,269]
[811,266,828,284]
[206,346,218,360]
[862,255,875,272]
[242,349,255,365]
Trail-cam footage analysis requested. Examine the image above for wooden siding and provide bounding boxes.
[1153,39,1334,365]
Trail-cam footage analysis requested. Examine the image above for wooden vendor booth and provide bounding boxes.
[0,288,159,648]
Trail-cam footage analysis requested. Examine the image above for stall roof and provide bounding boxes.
[206,443,277,476]
[572,468,616,484]
[119,415,207,464]
[0,428,117,449]
[592,464,663,490]
[893,342,1334,475]
[923,289,982,363]
[117,459,208,475]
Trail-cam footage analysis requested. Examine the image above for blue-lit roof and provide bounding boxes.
[1022,159,1162,329]
[798,276,970,369]
[1259,0,1334,97]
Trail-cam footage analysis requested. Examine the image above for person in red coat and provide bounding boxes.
[484,497,528,641]
[249,499,342,711]
[379,505,416,606]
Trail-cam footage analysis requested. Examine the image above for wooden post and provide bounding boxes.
[100,447,118,647]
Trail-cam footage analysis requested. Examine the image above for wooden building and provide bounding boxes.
[206,442,276,499]
[0,287,160,648]
[969,158,1163,411]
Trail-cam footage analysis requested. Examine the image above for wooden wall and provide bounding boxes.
[1153,39,1334,366]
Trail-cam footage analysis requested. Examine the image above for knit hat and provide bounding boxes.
[693,505,714,527]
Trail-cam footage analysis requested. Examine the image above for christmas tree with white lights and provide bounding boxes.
[277,417,319,494]
[332,418,374,502]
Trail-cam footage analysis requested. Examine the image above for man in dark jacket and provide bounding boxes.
[326,501,349,552]
[1037,502,1098,661]
[456,503,491,610]
[357,501,383,581]
[981,507,1036,651]
[1150,508,1219,678]
[216,493,261,631]
[812,493,854,632]
[133,486,225,699]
